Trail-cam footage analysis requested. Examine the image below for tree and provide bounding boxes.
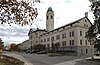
[0,38,4,55]
[86,0,100,52]
[54,43,60,52]
[10,43,16,51]
[0,0,40,26]
[33,44,45,51]
[0,38,4,49]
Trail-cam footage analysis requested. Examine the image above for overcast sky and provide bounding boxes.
[0,0,94,45]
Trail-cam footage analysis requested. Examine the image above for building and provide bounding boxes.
[28,7,94,56]
[17,39,30,51]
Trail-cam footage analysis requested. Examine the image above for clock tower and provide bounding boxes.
[46,7,54,31]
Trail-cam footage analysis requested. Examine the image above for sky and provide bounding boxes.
[0,0,94,45]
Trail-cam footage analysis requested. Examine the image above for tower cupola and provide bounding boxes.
[47,7,53,13]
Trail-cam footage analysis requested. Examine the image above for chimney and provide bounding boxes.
[85,12,88,18]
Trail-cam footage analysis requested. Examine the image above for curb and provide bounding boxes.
[83,59,100,65]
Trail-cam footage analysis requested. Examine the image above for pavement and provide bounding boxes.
[54,59,83,65]
[54,56,100,65]
[2,52,100,65]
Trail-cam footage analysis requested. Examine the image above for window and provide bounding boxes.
[62,33,66,39]
[47,16,48,19]
[62,41,66,46]
[51,36,54,41]
[70,40,74,45]
[80,40,82,45]
[56,35,60,40]
[51,15,53,19]
[72,31,74,36]
[72,40,74,45]
[47,38,50,41]
[80,31,82,36]
[70,40,71,45]
[86,49,88,53]
[85,40,87,45]
[69,31,74,37]
[69,32,71,37]
[44,39,46,42]
[41,39,43,43]
[85,19,87,22]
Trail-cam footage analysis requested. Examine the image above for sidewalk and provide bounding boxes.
[3,53,33,65]
[54,59,83,65]
[85,56,100,65]
[54,56,100,65]
[86,56,100,59]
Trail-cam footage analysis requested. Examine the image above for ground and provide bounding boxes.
[2,51,100,65]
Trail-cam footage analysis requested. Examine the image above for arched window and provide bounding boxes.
[51,15,53,19]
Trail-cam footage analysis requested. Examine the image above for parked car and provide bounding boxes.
[37,51,47,54]
[26,50,30,53]
[30,50,40,54]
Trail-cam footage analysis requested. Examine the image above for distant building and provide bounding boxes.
[17,40,30,51]
[28,7,94,56]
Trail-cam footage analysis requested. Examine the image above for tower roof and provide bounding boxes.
[47,7,53,12]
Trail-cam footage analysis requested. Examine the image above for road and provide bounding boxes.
[3,51,100,65]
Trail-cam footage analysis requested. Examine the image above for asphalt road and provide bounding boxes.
[3,51,99,65]
[16,52,79,65]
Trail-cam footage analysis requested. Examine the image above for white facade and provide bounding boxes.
[28,7,94,56]
[18,39,30,51]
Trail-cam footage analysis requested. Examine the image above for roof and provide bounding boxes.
[40,17,92,36]
[47,7,53,13]
[28,28,47,36]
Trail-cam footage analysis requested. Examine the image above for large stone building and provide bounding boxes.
[28,7,94,56]
[17,39,30,51]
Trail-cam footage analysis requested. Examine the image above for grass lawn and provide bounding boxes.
[0,63,3,65]
[0,55,24,65]
[0,58,14,65]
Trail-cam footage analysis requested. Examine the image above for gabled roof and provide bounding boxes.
[28,28,35,36]
[50,17,92,32]
[28,28,47,36]
[40,17,92,36]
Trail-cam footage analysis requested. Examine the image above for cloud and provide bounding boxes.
[0,24,29,43]
[0,0,94,44]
